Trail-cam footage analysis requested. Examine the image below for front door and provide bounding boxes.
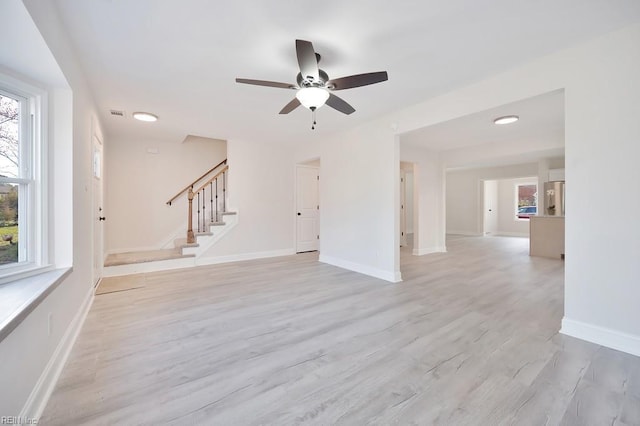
[296,165,319,253]
[92,134,104,286]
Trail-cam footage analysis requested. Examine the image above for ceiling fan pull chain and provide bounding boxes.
[311,109,317,130]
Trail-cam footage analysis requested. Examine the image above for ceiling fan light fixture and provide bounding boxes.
[296,87,329,110]
[493,115,519,125]
[133,112,158,122]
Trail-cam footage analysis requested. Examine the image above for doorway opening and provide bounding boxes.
[400,162,415,248]
[480,176,540,238]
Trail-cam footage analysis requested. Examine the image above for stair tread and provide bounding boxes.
[105,249,195,267]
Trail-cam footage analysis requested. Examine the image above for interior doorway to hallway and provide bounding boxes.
[400,162,415,248]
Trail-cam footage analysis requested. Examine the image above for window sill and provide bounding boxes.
[0,267,72,343]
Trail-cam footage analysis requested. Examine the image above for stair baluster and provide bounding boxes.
[169,161,228,245]
[187,186,195,243]
[201,187,205,232]
[197,191,201,232]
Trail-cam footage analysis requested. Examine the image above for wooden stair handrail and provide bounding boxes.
[193,165,229,194]
[166,158,227,205]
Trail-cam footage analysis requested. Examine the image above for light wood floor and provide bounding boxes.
[41,236,640,425]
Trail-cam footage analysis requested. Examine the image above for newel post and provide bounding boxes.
[187,186,195,243]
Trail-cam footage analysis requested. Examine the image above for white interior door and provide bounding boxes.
[296,165,319,253]
[400,170,407,246]
[92,135,104,286]
[483,180,498,235]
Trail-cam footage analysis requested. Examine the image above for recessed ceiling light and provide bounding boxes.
[133,112,158,122]
[494,115,519,125]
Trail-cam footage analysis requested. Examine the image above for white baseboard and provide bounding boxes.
[412,246,447,256]
[319,255,402,283]
[196,248,295,266]
[20,286,94,421]
[495,231,529,238]
[446,230,482,236]
[186,213,239,256]
[561,317,640,357]
[106,245,161,256]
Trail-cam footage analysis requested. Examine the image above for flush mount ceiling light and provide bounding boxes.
[295,87,330,110]
[494,115,519,125]
[132,112,158,122]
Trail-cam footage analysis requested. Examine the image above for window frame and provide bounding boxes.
[0,73,49,284]
[514,181,538,221]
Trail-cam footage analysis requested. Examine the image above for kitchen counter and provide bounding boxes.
[529,216,565,259]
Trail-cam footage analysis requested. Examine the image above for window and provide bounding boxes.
[0,77,46,279]
[515,182,537,219]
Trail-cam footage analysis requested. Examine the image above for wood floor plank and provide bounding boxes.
[39,236,640,425]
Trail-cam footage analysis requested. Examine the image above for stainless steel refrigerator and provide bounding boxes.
[544,181,565,216]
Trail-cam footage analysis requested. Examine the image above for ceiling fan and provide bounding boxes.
[236,39,388,128]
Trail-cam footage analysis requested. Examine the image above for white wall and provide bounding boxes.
[202,139,295,259]
[0,0,103,417]
[293,120,401,282]
[446,172,482,236]
[105,136,226,252]
[3,14,639,423]
[388,23,640,355]
[446,163,539,235]
[561,24,640,354]
[399,144,446,256]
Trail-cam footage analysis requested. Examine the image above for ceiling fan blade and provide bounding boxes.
[328,71,388,90]
[279,98,301,114]
[326,93,355,115]
[236,78,297,89]
[295,39,320,82]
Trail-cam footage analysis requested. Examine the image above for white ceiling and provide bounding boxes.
[52,0,640,145]
[402,89,565,151]
[0,1,67,88]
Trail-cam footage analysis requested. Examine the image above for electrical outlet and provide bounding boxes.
[48,313,53,336]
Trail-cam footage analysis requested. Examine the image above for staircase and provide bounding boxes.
[104,160,238,277]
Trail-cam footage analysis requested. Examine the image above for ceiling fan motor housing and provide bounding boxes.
[297,69,330,88]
